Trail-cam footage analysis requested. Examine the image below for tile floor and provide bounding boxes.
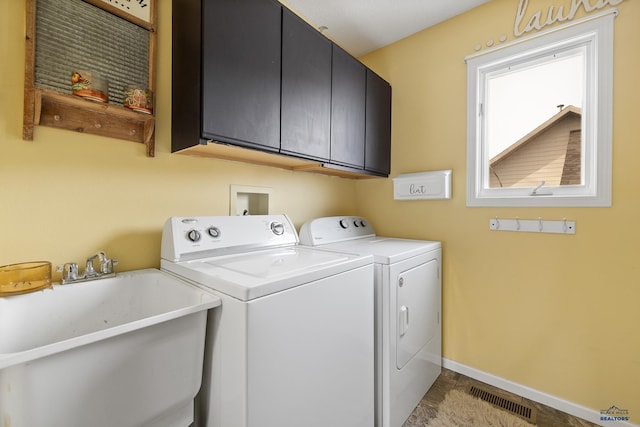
[403,368,600,427]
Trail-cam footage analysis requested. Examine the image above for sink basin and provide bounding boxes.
[0,268,220,427]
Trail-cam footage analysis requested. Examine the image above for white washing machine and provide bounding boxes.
[299,216,442,427]
[160,215,375,427]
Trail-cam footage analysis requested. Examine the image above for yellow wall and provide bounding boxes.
[358,0,639,421]
[0,0,358,271]
[3,0,639,422]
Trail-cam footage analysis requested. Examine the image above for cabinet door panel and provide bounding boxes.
[365,70,392,175]
[331,45,366,169]
[281,9,331,161]
[201,0,281,151]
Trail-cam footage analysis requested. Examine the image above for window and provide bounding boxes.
[466,10,615,207]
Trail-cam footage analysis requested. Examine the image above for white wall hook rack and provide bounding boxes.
[489,217,576,234]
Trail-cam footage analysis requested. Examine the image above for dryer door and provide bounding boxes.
[396,259,439,369]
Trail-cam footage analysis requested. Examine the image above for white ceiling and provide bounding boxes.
[284,0,491,57]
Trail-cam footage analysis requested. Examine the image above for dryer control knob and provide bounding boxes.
[339,219,350,229]
[187,229,201,242]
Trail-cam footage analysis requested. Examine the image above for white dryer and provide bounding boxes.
[299,216,441,427]
[160,215,375,427]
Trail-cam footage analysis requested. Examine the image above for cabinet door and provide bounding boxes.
[365,70,392,175]
[330,45,366,169]
[281,9,332,161]
[201,0,282,151]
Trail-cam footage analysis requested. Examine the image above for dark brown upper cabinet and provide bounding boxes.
[365,70,392,175]
[171,0,391,178]
[172,0,282,153]
[281,8,332,162]
[330,45,367,170]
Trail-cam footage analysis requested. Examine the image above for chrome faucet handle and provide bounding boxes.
[57,263,79,283]
[100,257,118,274]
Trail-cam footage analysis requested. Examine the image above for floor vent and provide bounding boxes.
[465,384,537,424]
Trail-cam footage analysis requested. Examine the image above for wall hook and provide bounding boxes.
[488,217,575,234]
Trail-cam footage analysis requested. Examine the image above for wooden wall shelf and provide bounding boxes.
[23,0,157,157]
[33,88,155,156]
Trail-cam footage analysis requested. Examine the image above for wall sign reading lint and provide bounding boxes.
[393,170,452,200]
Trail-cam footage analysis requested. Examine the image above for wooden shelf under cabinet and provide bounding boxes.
[29,89,155,156]
[177,141,384,179]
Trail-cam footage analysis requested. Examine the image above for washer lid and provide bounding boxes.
[161,246,372,301]
[308,237,440,264]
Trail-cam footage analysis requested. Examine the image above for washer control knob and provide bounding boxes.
[207,227,221,238]
[187,229,201,242]
[360,219,367,227]
[339,219,350,229]
[270,221,285,236]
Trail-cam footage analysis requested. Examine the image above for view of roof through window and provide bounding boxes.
[485,49,584,188]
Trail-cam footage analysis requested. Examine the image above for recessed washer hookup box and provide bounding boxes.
[393,170,452,200]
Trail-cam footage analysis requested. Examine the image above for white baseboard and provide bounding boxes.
[442,358,637,427]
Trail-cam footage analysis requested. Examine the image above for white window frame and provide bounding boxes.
[466,10,615,207]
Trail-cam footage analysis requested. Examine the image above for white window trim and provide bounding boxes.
[466,9,615,207]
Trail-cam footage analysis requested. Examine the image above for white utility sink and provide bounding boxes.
[0,268,220,427]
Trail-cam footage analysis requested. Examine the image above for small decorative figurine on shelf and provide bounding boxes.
[123,85,153,114]
[71,70,109,103]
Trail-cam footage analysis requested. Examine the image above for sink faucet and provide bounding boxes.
[85,251,113,277]
[57,251,118,284]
